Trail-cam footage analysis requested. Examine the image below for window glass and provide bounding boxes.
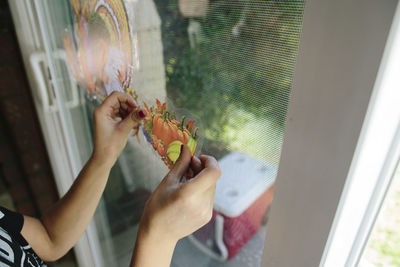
[156,0,304,165]
[39,0,304,265]
[152,2,304,265]
[361,162,400,267]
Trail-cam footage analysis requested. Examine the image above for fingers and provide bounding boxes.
[95,92,147,134]
[199,155,219,169]
[184,156,202,178]
[182,155,221,194]
[118,109,146,134]
[103,91,137,110]
[167,145,191,183]
[97,92,138,119]
[190,156,203,175]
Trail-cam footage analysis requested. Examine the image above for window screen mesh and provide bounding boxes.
[37,0,304,265]
[155,0,304,165]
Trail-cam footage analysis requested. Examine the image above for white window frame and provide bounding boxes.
[321,2,400,266]
[7,1,102,266]
[262,0,400,266]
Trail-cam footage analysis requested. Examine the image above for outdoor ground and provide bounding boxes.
[363,166,400,267]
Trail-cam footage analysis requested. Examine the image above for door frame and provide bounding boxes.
[261,0,400,266]
[8,1,101,266]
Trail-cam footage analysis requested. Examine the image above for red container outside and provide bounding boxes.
[191,152,276,260]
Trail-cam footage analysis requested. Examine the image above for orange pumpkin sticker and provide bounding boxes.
[142,99,199,169]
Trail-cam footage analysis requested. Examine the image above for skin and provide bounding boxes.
[131,148,220,267]
[19,92,222,266]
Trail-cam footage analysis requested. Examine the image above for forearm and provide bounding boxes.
[41,156,112,255]
[131,223,177,267]
[19,93,143,261]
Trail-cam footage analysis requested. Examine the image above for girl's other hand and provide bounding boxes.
[92,92,146,167]
[139,145,221,244]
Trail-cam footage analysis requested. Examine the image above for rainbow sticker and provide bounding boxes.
[63,0,201,168]
[63,0,135,98]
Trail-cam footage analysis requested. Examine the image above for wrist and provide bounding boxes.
[89,152,115,170]
[137,227,177,249]
[138,215,178,248]
[132,220,177,267]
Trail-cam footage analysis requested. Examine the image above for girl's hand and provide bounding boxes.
[21,93,147,262]
[92,92,146,167]
[131,145,221,267]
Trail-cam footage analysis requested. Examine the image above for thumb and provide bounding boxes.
[167,144,191,183]
[119,109,146,134]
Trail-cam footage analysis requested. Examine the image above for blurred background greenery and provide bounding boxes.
[363,168,400,267]
[154,0,304,164]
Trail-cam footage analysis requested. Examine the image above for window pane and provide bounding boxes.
[38,0,304,265]
[157,0,304,165]
[361,162,400,267]
[153,1,304,265]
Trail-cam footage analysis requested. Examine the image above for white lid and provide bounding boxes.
[214,152,277,217]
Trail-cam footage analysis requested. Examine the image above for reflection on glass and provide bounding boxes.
[45,0,304,265]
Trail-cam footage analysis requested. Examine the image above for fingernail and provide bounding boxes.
[138,110,146,118]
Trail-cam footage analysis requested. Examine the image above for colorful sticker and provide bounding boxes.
[63,0,201,168]
[142,99,199,169]
[63,0,136,99]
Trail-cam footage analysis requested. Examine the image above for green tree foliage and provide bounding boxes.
[154,0,304,156]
